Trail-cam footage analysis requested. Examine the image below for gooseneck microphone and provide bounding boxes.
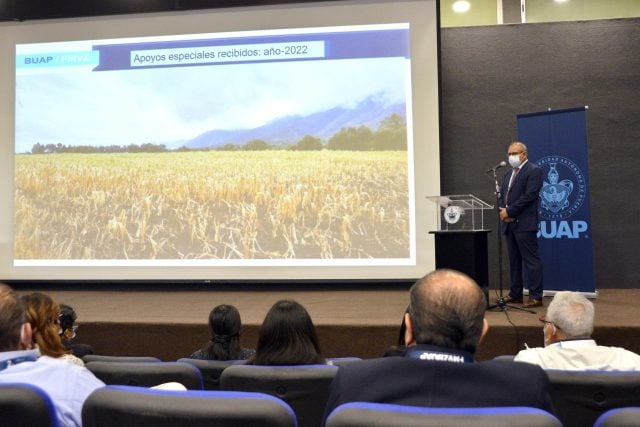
[485,160,507,173]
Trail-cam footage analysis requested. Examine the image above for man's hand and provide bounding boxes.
[499,207,510,221]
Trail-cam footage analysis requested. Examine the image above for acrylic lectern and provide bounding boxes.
[426,195,494,299]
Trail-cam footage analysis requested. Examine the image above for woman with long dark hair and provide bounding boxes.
[249,299,326,366]
[190,304,254,360]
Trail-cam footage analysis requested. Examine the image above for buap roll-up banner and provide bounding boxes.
[517,107,595,294]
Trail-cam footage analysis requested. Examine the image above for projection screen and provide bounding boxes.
[0,0,440,282]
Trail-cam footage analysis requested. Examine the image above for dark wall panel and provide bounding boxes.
[440,18,640,290]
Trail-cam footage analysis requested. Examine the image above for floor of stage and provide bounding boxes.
[14,287,640,362]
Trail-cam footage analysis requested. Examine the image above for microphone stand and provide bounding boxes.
[486,168,535,314]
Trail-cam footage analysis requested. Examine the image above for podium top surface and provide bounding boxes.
[426,194,493,209]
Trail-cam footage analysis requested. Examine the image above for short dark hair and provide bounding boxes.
[251,300,325,366]
[408,269,486,354]
[198,304,244,360]
[0,284,26,352]
[59,304,77,332]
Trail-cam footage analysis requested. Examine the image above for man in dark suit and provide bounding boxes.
[323,270,554,422]
[499,141,544,308]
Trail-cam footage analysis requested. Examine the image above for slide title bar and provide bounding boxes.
[16,26,410,71]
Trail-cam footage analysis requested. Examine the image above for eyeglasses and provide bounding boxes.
[538,315,553,327]
[508,151,523,156]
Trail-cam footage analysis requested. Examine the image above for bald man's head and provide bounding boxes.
[407,269,487,353]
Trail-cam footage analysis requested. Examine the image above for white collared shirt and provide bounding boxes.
[514,339,640,371]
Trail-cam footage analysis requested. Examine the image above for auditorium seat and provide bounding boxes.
[220,364,338,427]
[325,402,562,427]
[177,358,246,390]
[0,383,60,427]
[594,407,640,427]
[545,369,640,427]
[82,354,161,363]
[82,385,297,427]
[492,355,516,362]
[327,357,362,367]
[85,361,203,389]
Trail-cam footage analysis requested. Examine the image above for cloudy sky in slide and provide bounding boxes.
[15,56,407,153]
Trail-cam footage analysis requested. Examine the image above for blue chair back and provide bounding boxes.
[220,364,338,427]
[0,383,60,427]
[82,385,297,427]
[83,354,161,363]
[546,369,640,427]
[325,403,561,427]
[177,358,246,390]
[85,361,203,389]
[594,407,640,427]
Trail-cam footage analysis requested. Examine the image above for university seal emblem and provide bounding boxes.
[537,155,586,221]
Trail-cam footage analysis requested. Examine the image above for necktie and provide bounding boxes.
[505,168,519,205]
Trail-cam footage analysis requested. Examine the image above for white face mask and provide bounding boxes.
[508,154,522,168]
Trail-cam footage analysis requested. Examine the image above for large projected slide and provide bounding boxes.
[2,0,440,281]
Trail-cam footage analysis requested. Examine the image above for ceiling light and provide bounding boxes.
[452,1,471,14]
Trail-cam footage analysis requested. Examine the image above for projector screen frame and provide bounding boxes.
[1,0,442,285]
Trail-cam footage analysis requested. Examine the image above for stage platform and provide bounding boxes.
[13,287,640,362]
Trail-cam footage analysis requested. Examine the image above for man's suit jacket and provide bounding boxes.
[500,160,543,233]
[323,356,554,421]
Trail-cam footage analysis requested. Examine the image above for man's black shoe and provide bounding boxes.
[501,296,523,304]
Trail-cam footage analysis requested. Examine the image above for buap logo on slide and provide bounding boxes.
[538,155,586,220]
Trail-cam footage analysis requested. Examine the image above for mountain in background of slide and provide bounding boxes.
[186,95,405,149]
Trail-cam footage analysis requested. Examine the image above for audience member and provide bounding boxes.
[0,284,105,427]
[323,269,554,420]
[21,292,85,366]
[249,299,326,366]
[515,291,640,370]
[190,304,254,360]
[59,303,95,359]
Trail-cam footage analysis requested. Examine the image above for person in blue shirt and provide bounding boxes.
[0,284,104,427]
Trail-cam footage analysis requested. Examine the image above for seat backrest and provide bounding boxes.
[82,385,297,427]
[0,383,60,427]
[325,403,562,427]
[220,364,338,427]
[327,357,362,367]
[177,358,246,390]
[83,354,162,363]
[594,407,640,427]
[546,370,640,427]
[492,355,516,362]
[85,361,203,389]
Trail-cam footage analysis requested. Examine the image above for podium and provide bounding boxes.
[426,195,493,299]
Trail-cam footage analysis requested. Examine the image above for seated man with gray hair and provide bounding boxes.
[515,291,640,370]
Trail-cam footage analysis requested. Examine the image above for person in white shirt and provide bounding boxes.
[0,284,105,427]
[515,291,640,370]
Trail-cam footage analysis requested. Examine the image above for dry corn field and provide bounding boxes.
[15,150,410,260]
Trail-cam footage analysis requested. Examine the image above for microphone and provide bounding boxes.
[485,161,507,173]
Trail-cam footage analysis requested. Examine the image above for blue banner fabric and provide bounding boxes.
[517,107,595,294]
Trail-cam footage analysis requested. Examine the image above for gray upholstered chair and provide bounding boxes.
[546,369,640,427]
[325,403,561,427]
[177,358,246,390]
[82,354,161,363]
[0,383,59,427]
[85,361,203,389]
[326,357,362,367]
[594,407,640,427]
[220,364,338,427]
[82,385,297,427]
